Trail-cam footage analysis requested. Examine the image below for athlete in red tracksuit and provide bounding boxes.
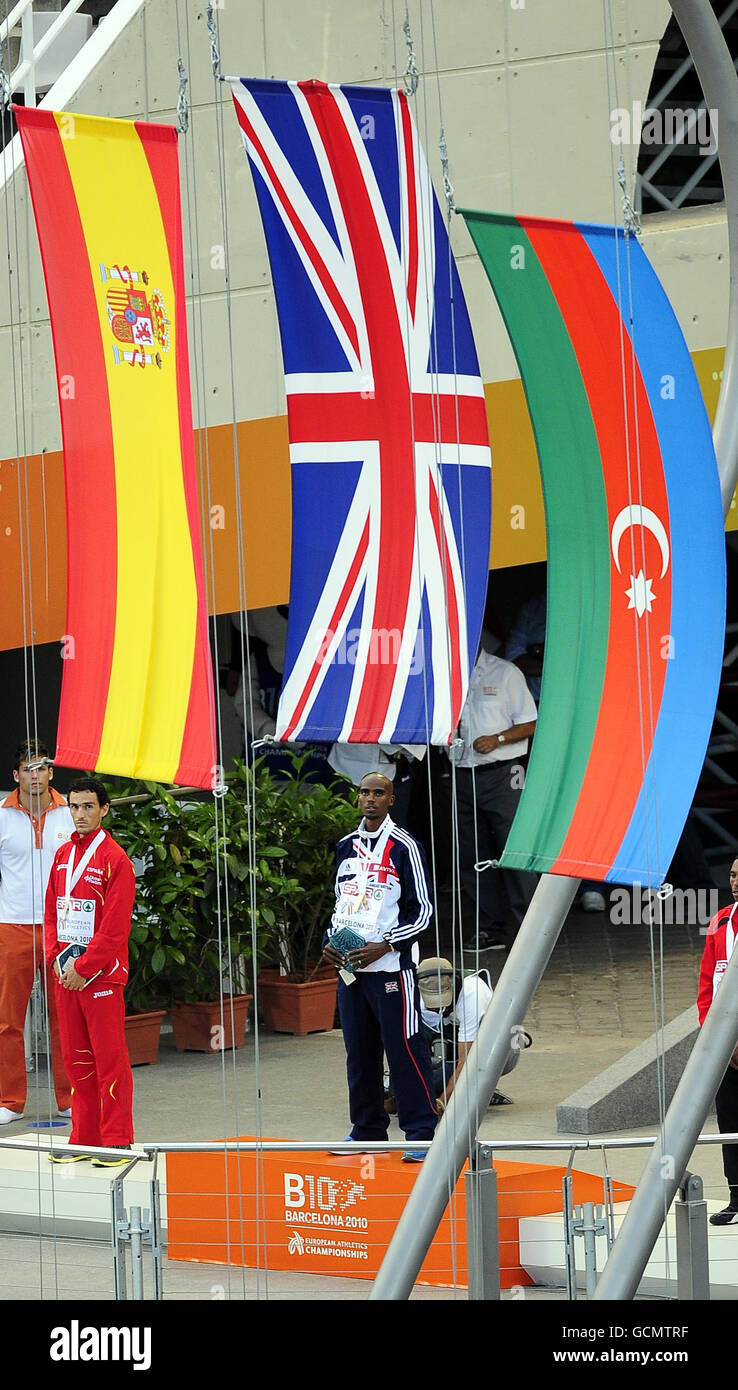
[44,778,136,1160]
[697,853,738,1224]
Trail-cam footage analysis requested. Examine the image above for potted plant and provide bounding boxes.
[242,754,357,1036]
[112,783,262,1055]
[122,941,168,1067]
[111,756,357,1043]
[122,1005,167,1067]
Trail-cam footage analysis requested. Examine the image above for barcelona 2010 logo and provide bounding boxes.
[99,261,170,369]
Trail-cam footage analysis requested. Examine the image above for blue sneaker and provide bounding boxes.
[402,1148,427,1163]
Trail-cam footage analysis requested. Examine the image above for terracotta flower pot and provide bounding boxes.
[170,994,253,1053]
[258,968,338,1036]
[124,1008,166,1066]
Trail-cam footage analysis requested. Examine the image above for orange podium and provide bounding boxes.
[167,1140,634,1288]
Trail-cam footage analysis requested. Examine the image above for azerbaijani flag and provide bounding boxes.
[460,210,726,887]
[16,109,216,789]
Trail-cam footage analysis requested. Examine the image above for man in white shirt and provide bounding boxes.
[505,586,605,915]
[327,743,396,788]
[450,650,537,951]
[417,957,493,1102]
[414,956,530,1107]
[0,739,73,1124]
[327,744,426,830]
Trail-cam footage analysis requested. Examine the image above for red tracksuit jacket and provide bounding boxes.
[697,903,738,1025]
[44,828,136,987]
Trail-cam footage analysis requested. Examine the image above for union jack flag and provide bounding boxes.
[231,78,492,744]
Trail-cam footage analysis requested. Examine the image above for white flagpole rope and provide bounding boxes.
[595,0,738,1300]
[208,14,272,1298]
[428,0,495,1172]
[601,0,671,1272]
[177,0,249,1302]
[389,0,464,1286]
[0,0,62,1294]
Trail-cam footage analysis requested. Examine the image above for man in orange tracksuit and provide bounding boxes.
[0,738,73,1124]
[44,777,136,1166]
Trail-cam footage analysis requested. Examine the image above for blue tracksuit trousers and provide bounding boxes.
[338,963,438,1142]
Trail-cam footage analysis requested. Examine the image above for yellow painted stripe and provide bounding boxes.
[57,113,197,781]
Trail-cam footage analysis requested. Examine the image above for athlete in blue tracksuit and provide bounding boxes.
[323,773,438,1156]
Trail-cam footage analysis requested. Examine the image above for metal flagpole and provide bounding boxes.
[371,0,738,1304]
[682,0,738,515]
[593,0,738,1300]
[369,875,579,1300]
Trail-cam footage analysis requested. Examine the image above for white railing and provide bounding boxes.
[0,1130,733,1300]
[2,0,91,106]
[0,0,149,189]
[3,1128,737,1160]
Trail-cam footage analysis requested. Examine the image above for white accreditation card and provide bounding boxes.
[56,897,96,946]
[332,823,391,935]
[332,880,385,935]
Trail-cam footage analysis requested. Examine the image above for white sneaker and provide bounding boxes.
[0,1107,23,1125]
[330,1136,378,1154]
[57,1107,72,1119]
[580,890,606,913]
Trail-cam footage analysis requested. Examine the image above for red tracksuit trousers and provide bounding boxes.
[54,982,133,1147]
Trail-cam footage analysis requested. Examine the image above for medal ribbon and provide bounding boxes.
[60,829,106,927]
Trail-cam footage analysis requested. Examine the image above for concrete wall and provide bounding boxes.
[556,1006,711,1134]
[2,0,732,762]
[0,0,728,463]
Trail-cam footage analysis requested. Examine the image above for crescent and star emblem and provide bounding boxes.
[610,505,670,617]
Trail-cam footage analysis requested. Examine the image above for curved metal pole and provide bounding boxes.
[685,4,738,508]
[594,0,738,1300]
[369,875,578,1301]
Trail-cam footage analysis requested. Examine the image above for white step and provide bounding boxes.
[519,1200,738,1298]
[0,1132,166,1240]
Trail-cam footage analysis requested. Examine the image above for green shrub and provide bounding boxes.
[111,754,357,1008]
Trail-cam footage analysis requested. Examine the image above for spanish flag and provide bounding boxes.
[16,109,216,789]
